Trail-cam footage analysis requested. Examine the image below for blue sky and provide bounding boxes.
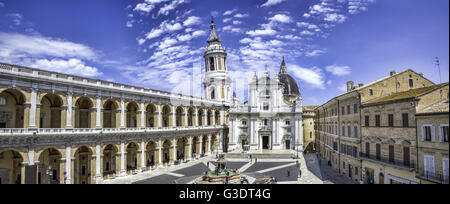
[0,0,448,105]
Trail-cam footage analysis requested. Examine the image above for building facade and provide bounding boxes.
[315,69,437,182]
[228,58,303,152]
[303,106,318,152]
[0,18,232,184]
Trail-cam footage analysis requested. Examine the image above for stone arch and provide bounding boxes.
[198,108,204,126]
[161,105,171,127]
[37,148,62,184]
[162,139,172,164]
[0,89,26,128]
[39,93,64,128]
[74,146,93,184]
[202,135,208,155]
[126,102,139,128]
[187,107,194,126]
[210,134,218,153]
[102,144,118,177]
[175,106,184,127]
[103,99,119,128]
[74,97,94,128]
[145,140,157,167]
[191,136,199,157]
[0,149,24,184]
[176,137,188,161]
[146,104,157,128]
[126,142,139,171]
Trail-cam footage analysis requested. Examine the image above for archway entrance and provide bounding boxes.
[379,173,384,184]
[176,138,187,161]
[75,97,93,128]
[162,140,171,164]
[146,141,156,168]
[103,100,118,128]
[74,146,92,184]
[38,148,61,184]
[262,136,270,150]
[126,102,138,128]
[126,143,138,172]
[40,94,63,128]
[0,89,25,128]
[0,150,23,184]
[192,137,199,158]
[103,144,118,177]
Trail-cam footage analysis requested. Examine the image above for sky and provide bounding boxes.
[0,0,448,105]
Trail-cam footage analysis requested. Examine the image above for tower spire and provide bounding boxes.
[280,56,287,74]
[207,16,221,45]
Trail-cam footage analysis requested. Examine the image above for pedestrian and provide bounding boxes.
[287,169,290,177]
[299,170,302,178]
[274,177,278,183]
[255,157,257,164]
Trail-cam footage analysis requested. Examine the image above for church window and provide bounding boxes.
[209,57,215,71]
[211,88,215,100]
[0,96,6,106]
[263,103,269,111]
[285,120,290,126]
[241,120,247,126]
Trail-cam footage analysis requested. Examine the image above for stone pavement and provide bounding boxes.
[100,152,358,184]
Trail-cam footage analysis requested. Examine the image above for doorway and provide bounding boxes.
[285,140,291,150]
[262,136,269,150]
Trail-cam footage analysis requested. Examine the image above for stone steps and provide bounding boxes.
[225,153,295,159]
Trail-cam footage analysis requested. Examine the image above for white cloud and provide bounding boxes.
[134,3,155,13]
[31,58,103,77]
[289,64,326,89]
[183,16,201,27]
[6,13,23,26]
[0,2,4,7]
[223,18,232,23]
[325,65,351,76]
[269,14,292,23]
[158,0,186,16]
[223,9,237,16]
[234,13,249,18]
[324,13,347,23]
[305,50,325,57]
[261,0,285,7]
[0,32,98,61]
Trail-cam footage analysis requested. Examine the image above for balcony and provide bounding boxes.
[359,152,416,170]
[0,126,224,136]
[416,168,449,184]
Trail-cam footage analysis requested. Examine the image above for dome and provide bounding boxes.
[279,73,301,96]
[278,57,301,96]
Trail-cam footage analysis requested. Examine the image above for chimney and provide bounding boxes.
[390,71,397,76]
[359,83,364,87]
[347,81,355,92]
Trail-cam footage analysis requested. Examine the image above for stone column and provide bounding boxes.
[296,118,303,152]
[140,102,146,128]
[188,136,192,161]
[194,107,199,126]
[141,140,146,171]
[204,111,207,126]
[65,146,71,184]
[172,138,177,163]
[212,111,216,126]
[208,134,212,155]
[120,98,125,128]
[158,138,162,167]
[120,142,126,176]
[172,106,176,127]
[184,108,188,127]
[29,87,37,129]
[158,104,162,127]
[66,91,73,128]
[96,96,101,129]
[95,144,101,180]
[220,110,225,126]
[199,136,203,156]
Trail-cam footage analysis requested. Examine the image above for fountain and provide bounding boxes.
[197,154,241,184]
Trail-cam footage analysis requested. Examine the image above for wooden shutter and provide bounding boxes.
[431,125,436,142]
[439,125,444,142]
[421,126,426,141]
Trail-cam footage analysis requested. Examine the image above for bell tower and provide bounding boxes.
[204,17,232,102]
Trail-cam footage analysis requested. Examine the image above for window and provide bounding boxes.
[440,125,449,142]
[263,119,268,126]
[263,103,269,111]
[424,155,435,178]
[369,89,374,96]
[409,79,414,88]
[209,57,215,71]
[375,115,381,127]
[354,126,358,138]
[353,104,357,114]
[342,126,345,136]
[365,116,370,127]
[241,120,247,126]
[348,126,351,137]
[211,89,215,100]
[347,105,351,115]
[310,132,312,139]
[285,120,290,126]
[423,126,433,142]
[402,113,409,127]
[376,144,381,160]
[365,142,370,157]
[388,114,394,127]
[342,107,345,115]
[389,145,394,163]
[403,147,410,166]
[0,96,6,106]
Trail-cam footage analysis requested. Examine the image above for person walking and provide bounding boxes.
[255,157,257,164]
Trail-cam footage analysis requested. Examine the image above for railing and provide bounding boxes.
[360,152,416,169]
[0,126,224,136]
[416,168,449,184]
